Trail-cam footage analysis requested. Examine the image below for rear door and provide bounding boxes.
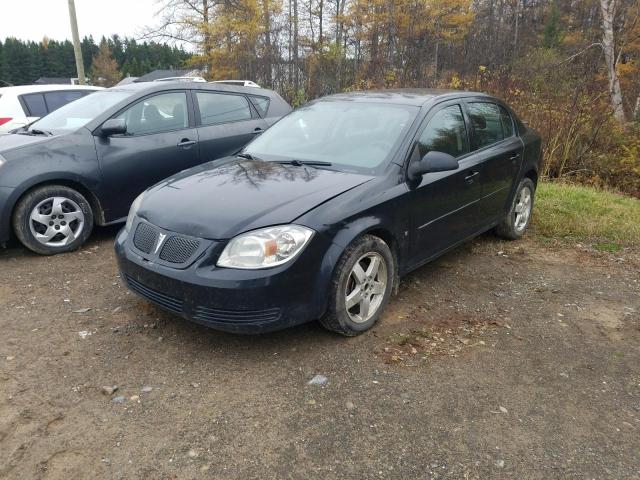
[95,90,201,220]
[463,100,523,224]
[407,102,484,266]
[193,90,268,163]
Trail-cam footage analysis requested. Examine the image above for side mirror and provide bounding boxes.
[408,150,459,180]
[100,118,127,136]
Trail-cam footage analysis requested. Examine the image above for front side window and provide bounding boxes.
[196,92,252,125]
[417,104,468,158]
[113,91,188,136]
[467,102,511,150]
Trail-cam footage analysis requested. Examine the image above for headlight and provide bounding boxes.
[0,154,6,168]
[125,192,145,233]
[217,225,314,269]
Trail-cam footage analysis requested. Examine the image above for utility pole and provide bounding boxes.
[68,0,86,85]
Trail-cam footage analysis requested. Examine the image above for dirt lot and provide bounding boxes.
[1,227,639,480]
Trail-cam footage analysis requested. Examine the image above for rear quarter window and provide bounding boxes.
[20,93,48,117]
[248,95,271,117]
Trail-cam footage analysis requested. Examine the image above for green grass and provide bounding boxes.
[532,182,640,247]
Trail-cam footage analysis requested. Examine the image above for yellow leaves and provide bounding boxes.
[478,65,487,72]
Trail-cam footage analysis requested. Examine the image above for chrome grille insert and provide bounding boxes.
[159,236,201,264]
[133,222,159,254]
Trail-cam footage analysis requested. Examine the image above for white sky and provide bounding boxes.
[0,0,161,43]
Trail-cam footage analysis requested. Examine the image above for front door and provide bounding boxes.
[95,91,200,221]
[407,103,484,267]
[193,91,268,163]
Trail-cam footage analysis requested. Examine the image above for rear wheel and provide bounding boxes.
[320,235,394,336]
[496,178,535,240]
[12,185,94,255]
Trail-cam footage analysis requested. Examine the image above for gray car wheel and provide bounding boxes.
[13,185,94,255]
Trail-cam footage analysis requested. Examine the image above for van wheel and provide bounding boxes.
[320,235,394,336]
[13,185,94,255]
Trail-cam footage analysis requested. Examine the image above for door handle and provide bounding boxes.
[464,171,479,183]
[509,153,520,161]
[177,139,197,148]
[252,128,264,135]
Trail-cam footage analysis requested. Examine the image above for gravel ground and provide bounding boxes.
[1,227,639,479]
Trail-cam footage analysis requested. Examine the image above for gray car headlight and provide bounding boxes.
[125,192,145,233]
[217,225,314,269]
[0,154,6,168]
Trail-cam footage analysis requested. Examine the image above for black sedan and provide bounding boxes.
[116,89,542,336]
[0,82,291,254]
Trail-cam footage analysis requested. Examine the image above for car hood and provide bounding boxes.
[0,132,54,152]
[139,158,374,239]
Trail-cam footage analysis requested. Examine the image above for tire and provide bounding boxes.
[319,234,394,336]
[12,185,94,255]
[496,178,535,240]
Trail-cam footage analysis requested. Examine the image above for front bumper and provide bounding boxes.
[114,224,335,334]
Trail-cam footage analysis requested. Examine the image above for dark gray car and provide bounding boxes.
[0,81,291,254]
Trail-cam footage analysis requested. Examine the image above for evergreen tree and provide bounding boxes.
[91,39,121,87]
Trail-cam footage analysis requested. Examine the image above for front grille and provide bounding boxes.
[193,305,281,325]
[133,222,159,254]
[126,275,183,314]
[159,236,201,264]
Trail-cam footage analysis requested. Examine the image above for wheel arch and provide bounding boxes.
[10,177,106,228]
[523,168,538,186]
[324,219,402,293]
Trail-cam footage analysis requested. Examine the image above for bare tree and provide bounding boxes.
[600,0,627,124]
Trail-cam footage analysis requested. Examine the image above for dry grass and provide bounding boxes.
[532,182,640,248]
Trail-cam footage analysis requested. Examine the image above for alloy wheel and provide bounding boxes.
[514,186,532,233]
[29,196,85,247]
[345,252,388,324]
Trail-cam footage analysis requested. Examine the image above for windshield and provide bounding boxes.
[244,100,418,173]
[29,90,133,134]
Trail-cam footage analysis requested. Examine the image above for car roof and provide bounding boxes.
[0,84,103,94]
[109,81,278,98]
[317,89,491,106]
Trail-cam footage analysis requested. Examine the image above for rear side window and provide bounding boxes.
[467,102,514,150]
[196,92,252,125]
[248,95,270,117]
[21,93,48,117]
[44,90,85,112]
[417,104,468,158]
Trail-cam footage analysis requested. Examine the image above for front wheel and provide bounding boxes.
[496,178,535,240]
[320,235,394,336]
[12,185,94,255]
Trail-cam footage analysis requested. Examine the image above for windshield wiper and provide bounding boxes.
[236,152,261,161]
[276,159,333,167]
[27,128,53,136]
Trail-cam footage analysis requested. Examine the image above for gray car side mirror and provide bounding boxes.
[100,118,127,136]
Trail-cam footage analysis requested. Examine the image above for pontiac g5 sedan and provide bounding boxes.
[116,90,542,336]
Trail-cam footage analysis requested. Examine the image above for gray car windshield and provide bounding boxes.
[30,90,133,134]
[244,101,418,173]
